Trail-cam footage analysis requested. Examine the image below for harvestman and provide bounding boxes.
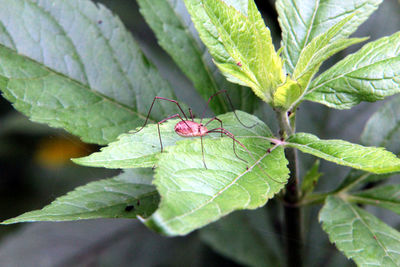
[133,90,284,183]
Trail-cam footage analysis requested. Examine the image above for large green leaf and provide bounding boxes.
[199,209,282,267]
[351,185,400,216]
[320,196,400,266]
[184,0,284,104]
[0,0,176,145]
[2,169,158,224]
[305,32,400,109]
[137,0,257,113]
[144,121,289,236]
[74,111,264,169]
[286,133,400,174]
[276,0,383,74]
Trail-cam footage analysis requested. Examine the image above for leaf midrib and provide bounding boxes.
[159,149,272,226]
[307,55,400,95]
[344,200,397,264]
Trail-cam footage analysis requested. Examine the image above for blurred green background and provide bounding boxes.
[0,0,399,266]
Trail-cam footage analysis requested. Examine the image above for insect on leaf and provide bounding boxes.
[143,115,289,236]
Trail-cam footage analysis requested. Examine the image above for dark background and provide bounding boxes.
[0,0,399,266]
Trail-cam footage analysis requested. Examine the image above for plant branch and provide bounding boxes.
[277,110,303,267]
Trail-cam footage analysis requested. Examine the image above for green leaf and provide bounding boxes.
[361,94,400,153]
[305,32,400,109]
[199,209,282,266]
[0,0,176,145]
[286,133,400,174]
[276,0,383,74]
[290,14,366,99]
[301,160,322,197]
[320,196,400,266]
[144,118,289,236]
[2,169,159,224]
[274,15,366,111]
[184,0,284,104]
[74,111,262,169]
[137,0,257,114]
[351,185,400,216]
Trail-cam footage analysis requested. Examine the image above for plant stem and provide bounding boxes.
[277,111,303,267]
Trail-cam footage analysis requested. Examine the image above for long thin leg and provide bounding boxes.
[204,116,223,137]
[207,128,247,162]
[133,96,189,134]
[207,128,284,184]
[201,136,207,169]
[200,89,257,128]
[157,113,187,152]
[188,108,195,122]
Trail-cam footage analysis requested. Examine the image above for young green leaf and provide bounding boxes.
[286,133,400,174]
[273,15,366,111]
[0,0,176,145]
[306,32,400,109]
[276,0,383,74]
[144,124,289,236]
[199,210,282,266]
[351,185,400,216]
[1,169,159,224]
[301,160,322,197]
[137,0,257,113]
[184,0,284,104]
[74,111,265,169]
[320,196,400,266]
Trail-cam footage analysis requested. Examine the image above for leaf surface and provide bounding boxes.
[0,0,176,144]
[320,196,400,266]
[137,0,257,113]
[2,169,158,224]
[145,114,289,235]
[305,32,400,109]
[184,0,284,103]
[286,133,400,174]
[276,0,383,74]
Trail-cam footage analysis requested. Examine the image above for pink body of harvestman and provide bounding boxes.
[133,90,256,169]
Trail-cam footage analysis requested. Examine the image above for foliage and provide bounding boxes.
[0,0,399,266]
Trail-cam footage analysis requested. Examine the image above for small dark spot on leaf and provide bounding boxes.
[125,205,134,212]
[373,235,377,240]
[267,148,271,153]
[137,199,141,206]
[98,20,103,24]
